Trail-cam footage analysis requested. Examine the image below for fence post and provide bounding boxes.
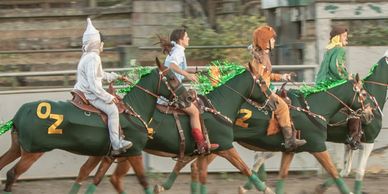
[303,68,315,82]
[117,45,138,67]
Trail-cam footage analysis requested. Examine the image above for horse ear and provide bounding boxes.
[248,62,254,73]
[155,57,164,70]
[354,73,360,83]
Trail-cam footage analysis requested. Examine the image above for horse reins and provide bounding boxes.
[206,71,270,111]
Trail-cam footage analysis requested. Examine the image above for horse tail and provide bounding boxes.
[0,120,13,136]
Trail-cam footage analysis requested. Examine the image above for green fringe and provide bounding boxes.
[299,79,347,97]
[363,63,378,80]
[194,60,246,95]
[116,66,154,94]
[0,120,13,135]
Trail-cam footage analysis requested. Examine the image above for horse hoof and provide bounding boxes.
[154,184,165,194]
[238,186,247,194]
[264,187,275,194]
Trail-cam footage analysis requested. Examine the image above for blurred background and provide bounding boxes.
[0,0,387,181]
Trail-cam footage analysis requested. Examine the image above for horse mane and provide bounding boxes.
[0,120,13,135]
[363,61,380,81]
[195,60,246,95]
[299,79,348,97]
[117,66,154,94]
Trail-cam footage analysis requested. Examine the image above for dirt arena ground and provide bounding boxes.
[2,172,388,194]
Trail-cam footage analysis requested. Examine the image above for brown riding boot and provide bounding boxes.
[281,127,306,151]
[192,128,219,154]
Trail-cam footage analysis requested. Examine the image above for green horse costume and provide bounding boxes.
[151,64,370,194]
[240,56,387,194]
[0,61,189,194]
[144,62,276,194]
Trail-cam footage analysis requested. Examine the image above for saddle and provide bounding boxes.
[266,82,302,136]
[70,84,127,133]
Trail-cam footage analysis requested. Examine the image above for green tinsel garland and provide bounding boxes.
[299,79,347,97]
[194,60,246,95]
[363,63,378,80]
[116,66,154,94]
[0,120,13,135]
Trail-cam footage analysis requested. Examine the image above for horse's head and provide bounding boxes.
[246,62,271,104]
[155,57,191,108]
[350,74,375,124]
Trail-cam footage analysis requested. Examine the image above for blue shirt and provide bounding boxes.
[164,44,187,82]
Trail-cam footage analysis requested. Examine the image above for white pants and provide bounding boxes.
[89,98,121,150]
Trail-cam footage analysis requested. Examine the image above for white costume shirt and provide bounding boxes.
[164,44,187,82]
[157,44,188,105]
[74,52,119,103]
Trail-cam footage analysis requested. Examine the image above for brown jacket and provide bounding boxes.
[250,59,282,87]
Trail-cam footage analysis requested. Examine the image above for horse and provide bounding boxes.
[73,64,371,194]
[314,55,388,194]
[154,70,373,194]
[0,58,186,194]
[237,56,387,194]
[68,61,276,194]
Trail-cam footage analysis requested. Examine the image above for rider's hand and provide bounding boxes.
[281,72,296,81]
[111,97,119,104]
[186,74,198,83]
[119,76,129,82]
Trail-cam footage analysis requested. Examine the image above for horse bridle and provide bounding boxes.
[205,69,271,111]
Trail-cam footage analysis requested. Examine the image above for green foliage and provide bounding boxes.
[183,16,266,63]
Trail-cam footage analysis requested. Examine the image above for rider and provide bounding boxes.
[316,25,351,84]
[158,27,219,154]
[316,25,364,150]
[74,18,132,156]
[249,25,306,151]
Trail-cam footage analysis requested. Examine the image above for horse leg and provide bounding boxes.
[340,146,355,177]
[69,156,104,194]
[154,155,197,193]
[316,146,355,194]
[0,131,21,171]
[216,148,274,194]
[190,154,217,194]
[4,151,43,193]
[353,143,374,194]
[110,158,131,194]
[274,152,294,194]
[191,159,200,194]
[194,155,214,194]
[239,152,274,193]
[84,157,115,194]
[127,155,153,194]
[312,151,352,194]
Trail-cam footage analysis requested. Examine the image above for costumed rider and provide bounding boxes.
[157,27,219,154]
[316,25,366,150]
[74,18,132,156]
[248,25,307,151]
[316,25,351,83]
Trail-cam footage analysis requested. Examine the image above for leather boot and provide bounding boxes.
[191,128,219,154]
[281,127,306,151]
